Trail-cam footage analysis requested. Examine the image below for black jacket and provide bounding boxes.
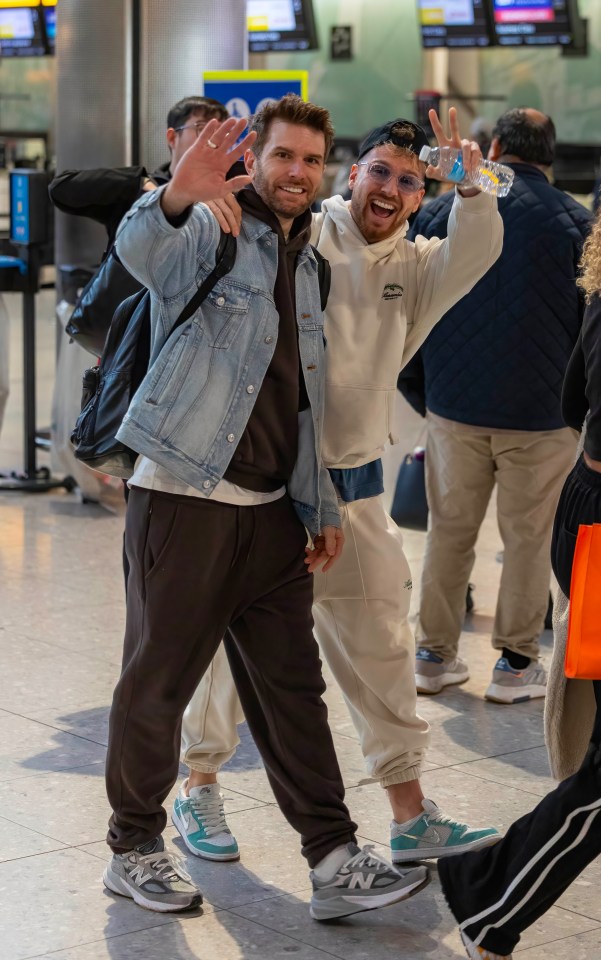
[403,164,592,431]
[562,293,601,459]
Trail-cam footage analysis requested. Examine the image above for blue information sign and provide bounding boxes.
[203,71,308,120]
[10,172,30,244]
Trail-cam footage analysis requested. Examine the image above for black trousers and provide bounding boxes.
[551,454,601,596]
[105,488,357,867]
[439,686,601,955]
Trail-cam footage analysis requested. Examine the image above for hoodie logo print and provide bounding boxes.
[382,283,404,300]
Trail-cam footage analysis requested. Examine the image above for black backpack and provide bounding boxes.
[71,235,331,478]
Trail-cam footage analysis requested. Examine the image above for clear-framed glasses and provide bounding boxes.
[173,120,208,137]
[357,160,424,195]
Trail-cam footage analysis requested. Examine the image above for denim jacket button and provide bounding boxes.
[215,296,226,307]
[227,433,235,442]
[203,480,211,489]
[264,336,273,344]
[246,385,255,394]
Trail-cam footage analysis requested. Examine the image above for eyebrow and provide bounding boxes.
[271,144,324,162]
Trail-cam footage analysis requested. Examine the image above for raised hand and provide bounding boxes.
[427,106,482,182]
[162,117,256,217]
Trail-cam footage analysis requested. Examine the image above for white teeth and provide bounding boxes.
[373,199,395,211]
[281,186,303,194]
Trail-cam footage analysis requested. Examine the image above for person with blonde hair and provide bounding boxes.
[436,208,601,960]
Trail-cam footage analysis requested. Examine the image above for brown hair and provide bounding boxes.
[578,211,601,301]
[250,94,334,161]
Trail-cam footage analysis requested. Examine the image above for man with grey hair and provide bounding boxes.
[405,107,591,703]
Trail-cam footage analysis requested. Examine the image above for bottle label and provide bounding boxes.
[448,154,465,183]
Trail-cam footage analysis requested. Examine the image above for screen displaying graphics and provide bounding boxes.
[43,4,55,54]
[418,0,492,47]
[248,0,318,52]
[0,6,46,57]
[492,0,574,46]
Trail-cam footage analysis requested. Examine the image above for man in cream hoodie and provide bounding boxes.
[171,109,505,867]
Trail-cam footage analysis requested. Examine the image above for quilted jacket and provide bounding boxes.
[407,163,592,430]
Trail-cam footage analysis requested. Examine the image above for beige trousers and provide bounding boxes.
[181,494,430,787]
[416,413,578,661]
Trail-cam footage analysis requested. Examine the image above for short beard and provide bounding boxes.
[252,163,313,220]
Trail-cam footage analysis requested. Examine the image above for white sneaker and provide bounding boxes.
[415,649,470,694]
[172,780,239,861]
[485,658,547,704]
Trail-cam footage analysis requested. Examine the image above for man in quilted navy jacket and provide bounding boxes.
[407,108,592,704]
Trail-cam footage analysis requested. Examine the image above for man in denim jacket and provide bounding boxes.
[102,98,428,918]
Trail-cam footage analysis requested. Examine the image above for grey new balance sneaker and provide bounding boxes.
[415,648,470,694]
[309,843,429,921]
[485,657,547,704]
[103,836,202,913]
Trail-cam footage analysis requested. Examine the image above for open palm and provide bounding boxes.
[167,117,256,210]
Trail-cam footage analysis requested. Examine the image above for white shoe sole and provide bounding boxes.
[171,808,240,862]
[103,865,202,913]
[416,670,470,695]
[309,871,430,921]
[392,832,500,862]
[485,683,546,704]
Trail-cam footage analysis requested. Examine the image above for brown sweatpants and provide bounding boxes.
[105,487,357,867]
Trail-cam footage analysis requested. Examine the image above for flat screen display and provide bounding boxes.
[492,0,574,46]
[418,0,492,47]
[248,0,318,53]
[43,5,55,54]
[0,6,46,57]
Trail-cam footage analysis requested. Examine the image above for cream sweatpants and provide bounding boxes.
[181,494,430,787]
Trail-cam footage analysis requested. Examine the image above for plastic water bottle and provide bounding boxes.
[418,145,514,197]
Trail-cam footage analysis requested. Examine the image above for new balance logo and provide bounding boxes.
[347,872,375,889]
[128,863,153,885]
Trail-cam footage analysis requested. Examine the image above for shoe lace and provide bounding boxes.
[138,850,192,883]
[344,844,394,874]
[189,792,230,838]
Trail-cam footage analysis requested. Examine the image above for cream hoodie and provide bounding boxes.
[311,190,503,469]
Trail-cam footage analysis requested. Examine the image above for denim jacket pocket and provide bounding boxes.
[145,325,197,406]
[203,281,252,348]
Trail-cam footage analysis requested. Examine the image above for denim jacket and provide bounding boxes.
[114,187,339,536]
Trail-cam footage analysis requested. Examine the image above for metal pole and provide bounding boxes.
[22,289,37,478]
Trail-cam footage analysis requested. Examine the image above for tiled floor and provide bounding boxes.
[1,291,599,959]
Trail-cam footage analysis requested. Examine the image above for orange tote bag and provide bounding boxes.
[565,523,601,679]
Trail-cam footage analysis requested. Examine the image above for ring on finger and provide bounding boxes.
[207,139,218,149]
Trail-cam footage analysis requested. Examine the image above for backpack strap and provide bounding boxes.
[311,245,331,313]
[170,230,237,335]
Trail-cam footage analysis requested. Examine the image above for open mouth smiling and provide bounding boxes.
[370,198,397,219]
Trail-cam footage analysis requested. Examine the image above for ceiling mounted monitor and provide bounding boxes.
[418,0,493,48]
[248,0,318,53]
[0,4,47,57]
[492,0,580,47]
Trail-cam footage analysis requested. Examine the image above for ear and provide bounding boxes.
[244,148,256,179]
[488,136,502,161]
[348,163,359,191]
[166,127,177,154]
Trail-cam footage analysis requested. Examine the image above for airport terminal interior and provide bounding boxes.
[1,1,601,958]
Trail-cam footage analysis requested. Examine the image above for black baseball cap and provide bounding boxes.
[357,119,430,161]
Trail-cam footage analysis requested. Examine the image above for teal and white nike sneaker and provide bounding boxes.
[172,780,240,862]
[391,799,499,862]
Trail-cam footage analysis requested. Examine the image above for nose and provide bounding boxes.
[380,177,398,197]
[288,158,304,179]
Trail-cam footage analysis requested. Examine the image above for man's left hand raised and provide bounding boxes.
[305,526,345,573]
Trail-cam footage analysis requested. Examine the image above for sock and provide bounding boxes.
[312,844,352,881]
[392,808,424,832]
[502,647,530,670]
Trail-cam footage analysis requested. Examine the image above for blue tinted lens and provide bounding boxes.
[397,175,423,193]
